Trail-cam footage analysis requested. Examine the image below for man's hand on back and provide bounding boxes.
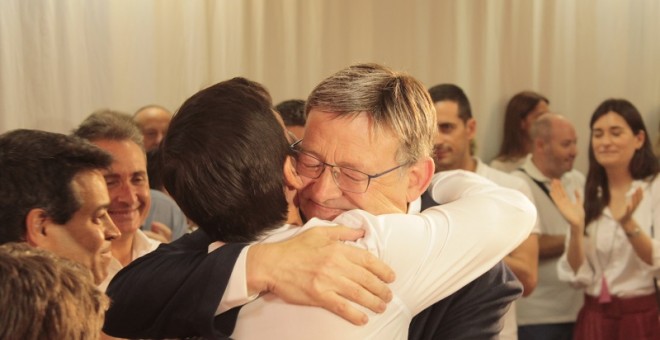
[247,226,395,325]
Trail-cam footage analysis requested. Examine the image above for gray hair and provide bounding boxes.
[305,63,436,164]
[73,109,144,150]
[530,112,565,143]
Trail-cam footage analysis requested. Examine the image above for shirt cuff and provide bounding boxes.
[212,244,259,315]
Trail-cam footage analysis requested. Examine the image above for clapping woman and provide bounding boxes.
[551,98,660,339]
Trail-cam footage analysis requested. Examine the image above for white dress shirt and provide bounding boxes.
[99,229,161,291]
[557,175,660,298]
[218,170,536,339]
[490,156,526,173]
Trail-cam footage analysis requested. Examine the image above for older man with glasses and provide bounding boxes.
[104,65,533,339]
[290,139,408,193]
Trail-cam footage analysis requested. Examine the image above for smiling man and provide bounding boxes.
[73,111,161,290]
[0,129,120,285]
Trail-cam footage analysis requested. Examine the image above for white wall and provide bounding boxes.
[1,0,658,173]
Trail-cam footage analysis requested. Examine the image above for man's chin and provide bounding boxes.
[301,203,344,221]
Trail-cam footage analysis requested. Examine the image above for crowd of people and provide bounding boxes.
[0,62,658,340]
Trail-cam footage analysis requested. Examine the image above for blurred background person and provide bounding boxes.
[552,99,660,339]
[491,91,550,172]
[73,110,162,290]
[513,113,585,340]
[133,105,172,152]
[275,99,306,140]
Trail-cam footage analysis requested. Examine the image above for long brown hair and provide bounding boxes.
[496,91,549,160]
[584,99,659,227]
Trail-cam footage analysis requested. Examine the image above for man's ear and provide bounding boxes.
[25,208,50,247]
[534,136,544,152]
[406,156,435,203]
[283,155,303,190]
[466,118,477,140]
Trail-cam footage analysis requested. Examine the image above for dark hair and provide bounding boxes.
[72,109,144,150]
[160,77,290,243]
[275,99,306,127]
[0,130,112,244]
[427,84,473,122]
[496,91,549,160]
[146,149,164,191]
[584,99,659,226]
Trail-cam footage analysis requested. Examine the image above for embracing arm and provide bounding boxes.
[504,233,539,296]
[539,234,566,259]
[104,230,246,339]
[245,226,395,325]
[388,170,536,313]
[104,227,395,339]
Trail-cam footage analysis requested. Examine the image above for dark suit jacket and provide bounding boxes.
[104,230,245,339]
[105,206,522,339]
[410,191,522,340]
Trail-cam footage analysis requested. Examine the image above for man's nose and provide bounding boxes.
[155,132,165,145]
[307,165,343,201]
[115,182,138,205]
[104,218,121,240]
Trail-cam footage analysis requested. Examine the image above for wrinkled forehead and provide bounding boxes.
[92,139,147,172]
[303,110,400,164]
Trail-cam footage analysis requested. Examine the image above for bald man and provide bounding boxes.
[133,105,172,151]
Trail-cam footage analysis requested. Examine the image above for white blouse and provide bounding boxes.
[557,175,660,298]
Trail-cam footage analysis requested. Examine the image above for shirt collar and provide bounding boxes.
[520,154,551,183]
[408,197,422,214]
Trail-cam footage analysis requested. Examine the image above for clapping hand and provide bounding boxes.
[616,187,643,226]
[549,179,585,233]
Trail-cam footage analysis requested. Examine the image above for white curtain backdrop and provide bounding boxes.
[1,0,658,172]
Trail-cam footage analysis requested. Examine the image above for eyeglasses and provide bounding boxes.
[290,139,407,193]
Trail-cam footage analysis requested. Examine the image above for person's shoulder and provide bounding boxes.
[489,158,507,171]
[479,162,529,192]
[489,157,523,173]
[562,168,586,186]
[132,229,162,254]
[644,173,660,191]
[150,189,177,205]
